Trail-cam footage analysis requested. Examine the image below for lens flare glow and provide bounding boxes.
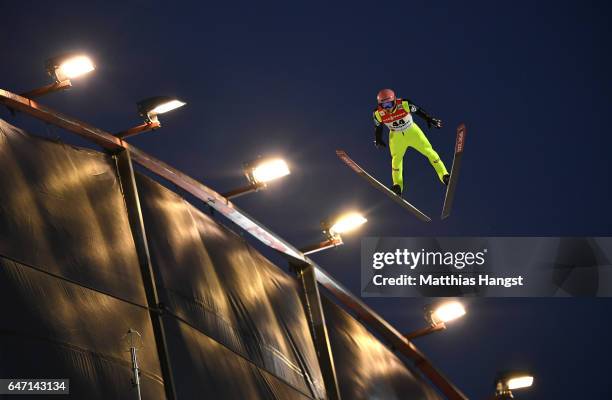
[431,301,466,325]
[506,376,534,390]
[251,159,290,183]
[57,56,95,79]
[329,213,367,236]
[150,99,186,115]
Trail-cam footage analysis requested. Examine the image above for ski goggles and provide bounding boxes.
[380,101,395,109]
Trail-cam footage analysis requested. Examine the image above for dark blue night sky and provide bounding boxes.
[1,1,611,398]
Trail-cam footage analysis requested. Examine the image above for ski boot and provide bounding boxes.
[442,174,450,186]
[391,184,402,197]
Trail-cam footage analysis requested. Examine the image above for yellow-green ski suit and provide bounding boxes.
[373,99,448,191]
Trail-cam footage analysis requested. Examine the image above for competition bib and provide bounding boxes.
[377,100,414,131]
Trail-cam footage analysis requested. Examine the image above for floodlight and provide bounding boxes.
[328,212,368,236]
[506,376,534,390]
[46,53,95,82]
[222,157,291,199]
[19,52,95,99]
[115,96,187,139]
[495,371,534,398]
[137,96,186,123]
[429,301,466,325]
[148,99,186,115]
[300,211,367,256]
[405,301,466,340]
[250,159,291,184]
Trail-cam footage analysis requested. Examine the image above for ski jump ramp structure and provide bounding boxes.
[0,89,467,400]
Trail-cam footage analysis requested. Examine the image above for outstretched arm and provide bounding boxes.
[407,99,443,129]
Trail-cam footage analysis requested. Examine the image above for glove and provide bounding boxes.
[428,118,443,129]
[374,138,386,148]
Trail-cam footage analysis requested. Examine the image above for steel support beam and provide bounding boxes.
[0,88,468,400]
[115,149,177,400]
[292,261,341,400]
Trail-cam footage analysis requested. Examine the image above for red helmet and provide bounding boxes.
[377,88,396,104]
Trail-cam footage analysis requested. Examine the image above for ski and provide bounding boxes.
[336,150,431,222]
[441,123,467,219]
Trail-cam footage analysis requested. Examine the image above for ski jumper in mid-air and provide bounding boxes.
[373,88,449,196]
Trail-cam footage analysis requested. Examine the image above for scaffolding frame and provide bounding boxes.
[0,88,468,400]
